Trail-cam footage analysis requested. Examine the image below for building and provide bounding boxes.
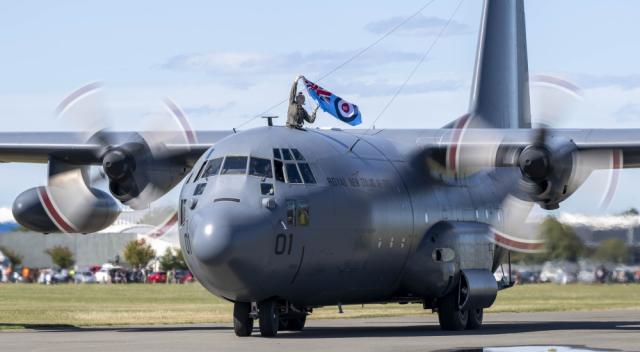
[0,210,179,269]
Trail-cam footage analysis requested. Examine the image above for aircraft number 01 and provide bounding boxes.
[275,233,293,255]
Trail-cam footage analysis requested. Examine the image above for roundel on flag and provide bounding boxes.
[334,98,359,123]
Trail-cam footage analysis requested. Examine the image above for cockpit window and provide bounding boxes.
[274,160,285,182]
[193,161,207,181]
[282,149,293,161]
[297,163,316,184]
[201,157,223,178]
[193,183,207,196]
[285,163,302,184]
[249,157,273,178]
[221,156,248,175]
[292,149,305,161]
[272,148,317,185]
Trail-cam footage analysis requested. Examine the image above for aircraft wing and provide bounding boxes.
[0,131,230,166]
[373,128,640,169]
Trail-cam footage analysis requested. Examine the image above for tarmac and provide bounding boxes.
[1,309,639,352]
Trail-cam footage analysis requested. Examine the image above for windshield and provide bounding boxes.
[249,157,273,178]
[221,156,248,175]
[200,158,223,179]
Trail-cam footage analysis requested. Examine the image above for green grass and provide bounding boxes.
[0,283,639,329]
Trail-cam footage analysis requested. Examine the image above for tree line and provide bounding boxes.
[512,217,633,264]
[1,238,187,271]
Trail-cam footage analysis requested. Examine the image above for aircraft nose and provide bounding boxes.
[189,201,271,265]
[190,212,233,265]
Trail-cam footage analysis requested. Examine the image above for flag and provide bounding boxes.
[303,77,362,126]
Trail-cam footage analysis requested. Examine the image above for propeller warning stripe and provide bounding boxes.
[37,186,77,233]
[491,228,544,253]
[493,232,544,252]
[164,98,198,145]
[147,211,178,239]
[600,149,623,209]
[55,82,102,116]
[447,113,472,173]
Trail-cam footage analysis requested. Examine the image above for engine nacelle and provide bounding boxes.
[12,186,120,233]
[99,137,189,209]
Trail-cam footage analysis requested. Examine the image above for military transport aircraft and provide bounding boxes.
[3,0,639,337]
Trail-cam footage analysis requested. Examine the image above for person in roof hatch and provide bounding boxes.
[287,75,318,128]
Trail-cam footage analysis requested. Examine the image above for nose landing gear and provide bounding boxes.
[258,300,279,337]
[233,302,253,337]
[233,299,309,337]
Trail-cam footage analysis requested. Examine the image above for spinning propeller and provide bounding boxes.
[437,76,622,252]
[13,83,194,234]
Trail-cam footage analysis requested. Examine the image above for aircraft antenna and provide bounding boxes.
[367,0,466,133]
[233,0,439,130]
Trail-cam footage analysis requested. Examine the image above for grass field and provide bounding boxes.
[1,283,639,329]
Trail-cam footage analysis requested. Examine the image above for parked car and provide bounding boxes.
[515,267,540,284]
[127,270,145,283]
[74,270,97,283]
[148,271,167,283]
[175,270,194,283]
[612,265,634,283]
[577,266,596,284]
[95,267,111,283]
[95,264,125,283]
[540,261,578,284]
[52,269,70,283]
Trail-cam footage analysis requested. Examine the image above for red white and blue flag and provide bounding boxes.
[303,77,362,126]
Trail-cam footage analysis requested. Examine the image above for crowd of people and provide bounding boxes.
[0,264,193,284]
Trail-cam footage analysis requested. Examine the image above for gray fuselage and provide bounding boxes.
[179,126,508,307]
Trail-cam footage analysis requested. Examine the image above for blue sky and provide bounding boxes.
[1,0,640,215]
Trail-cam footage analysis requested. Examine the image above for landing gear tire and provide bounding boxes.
[466,308,483,330]
[437,292,468,331]
[258,300,279,337]
[233,302,253,337]
[282,315,306,331]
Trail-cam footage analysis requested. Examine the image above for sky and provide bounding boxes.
[1,0,640,217]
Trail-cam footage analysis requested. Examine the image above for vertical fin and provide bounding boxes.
[468,0,531,129]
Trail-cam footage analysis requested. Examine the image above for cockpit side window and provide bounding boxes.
[297,163,316,184]
[285,163,303,184]
[274,160,285,182]
[193,183,207,195]
[282,149,293,161]
[221,156,248,175]
[193,160,207,182]
[273,148,281,160]
[291,149,305,161]
[201,157,223,178]
[249,157,273,178]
